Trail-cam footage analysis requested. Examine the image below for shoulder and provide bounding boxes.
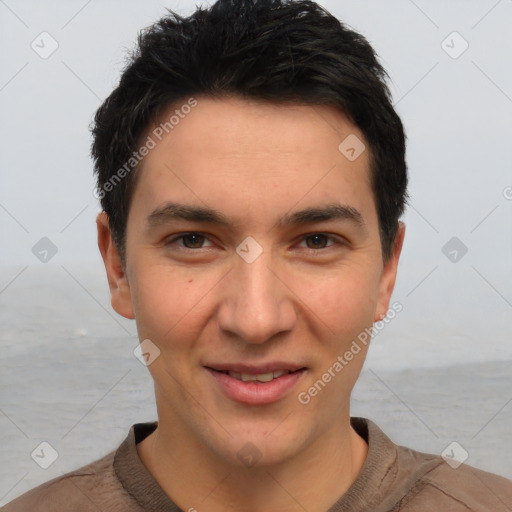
[356,418,512,511]
[394,444,512,511]
[1,450,138,512]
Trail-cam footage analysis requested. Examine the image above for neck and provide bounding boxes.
[137,414,368,512]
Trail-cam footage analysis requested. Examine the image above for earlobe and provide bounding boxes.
[96,212,135,320]
[374,222,406,322]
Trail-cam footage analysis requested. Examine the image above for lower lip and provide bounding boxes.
[205,368,306,405]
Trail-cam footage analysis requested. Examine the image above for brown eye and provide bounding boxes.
[181,233,206,248]
[165,232,214,251]
[304,234,331,249]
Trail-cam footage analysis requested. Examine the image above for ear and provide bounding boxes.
[374,221,405,322]
[96,212,135,319]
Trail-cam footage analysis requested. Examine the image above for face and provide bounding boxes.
[98,96,404,467]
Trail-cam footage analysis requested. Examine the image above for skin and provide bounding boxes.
[97,96,405,512]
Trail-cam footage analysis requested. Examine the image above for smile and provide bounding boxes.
[205,366,307,405]
[215,369,292,382]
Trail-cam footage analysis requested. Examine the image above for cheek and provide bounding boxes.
[130,264,188,338]
[129,262,218,352]
[298,271,377,419]
[129,265,210,391]
[290,261,380,342]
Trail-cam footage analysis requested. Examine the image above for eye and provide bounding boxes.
[164,232,344,254]
[166,232,214,250]
[297,233,343,252]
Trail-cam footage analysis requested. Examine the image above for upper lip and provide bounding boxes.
[204,363,307,374]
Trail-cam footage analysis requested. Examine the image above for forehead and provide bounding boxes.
[131,96,377,231]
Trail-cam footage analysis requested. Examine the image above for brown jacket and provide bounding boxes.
[2,418,511,511]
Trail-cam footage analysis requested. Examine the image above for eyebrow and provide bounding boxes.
[279,203,365,230]
[146,201,366,231]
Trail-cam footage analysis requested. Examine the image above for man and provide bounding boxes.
[3,0,511,510]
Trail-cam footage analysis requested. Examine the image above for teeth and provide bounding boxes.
[228,370,290,382]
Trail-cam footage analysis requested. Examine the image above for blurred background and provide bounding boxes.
[1,0,511,503]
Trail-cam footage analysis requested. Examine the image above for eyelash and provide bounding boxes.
[165,232,345,254]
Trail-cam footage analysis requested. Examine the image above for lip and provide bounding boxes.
[205,366,307,405]
[204,362,306,374]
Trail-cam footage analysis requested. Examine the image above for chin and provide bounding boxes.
[211,421,308,469]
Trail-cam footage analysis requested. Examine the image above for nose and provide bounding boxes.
[216,248,297,345]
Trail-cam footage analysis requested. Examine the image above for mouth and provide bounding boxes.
[207,368,303,382]
[204,364,307,405]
